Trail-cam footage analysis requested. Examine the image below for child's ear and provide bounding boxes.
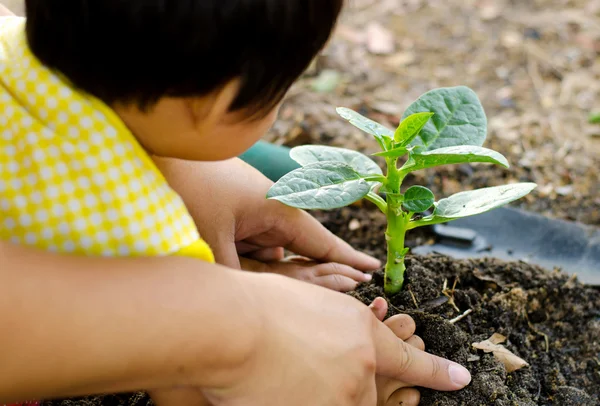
[188,79,241,129]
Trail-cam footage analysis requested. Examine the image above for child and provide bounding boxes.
[0,1,373,290]
[0,1,471,404]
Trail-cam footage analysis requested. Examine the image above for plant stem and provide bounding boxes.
[383,157,408,295]
[385,206,407,295]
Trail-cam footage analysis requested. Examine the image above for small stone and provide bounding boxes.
[384,51,416,68]
[365,22,395,55]
[501,31,523,48]
[556,185,574,196]
[349,219,361,231]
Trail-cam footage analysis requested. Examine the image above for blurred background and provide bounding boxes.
[267,0,600,227]
[4,0,599,226]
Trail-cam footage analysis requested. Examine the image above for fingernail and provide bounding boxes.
[449,364,471,387]
[363,273,373,281]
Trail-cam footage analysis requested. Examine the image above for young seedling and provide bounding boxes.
[267,87,537,295]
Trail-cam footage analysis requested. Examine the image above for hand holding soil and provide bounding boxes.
[196,273,471,406]
[148,298,435,406]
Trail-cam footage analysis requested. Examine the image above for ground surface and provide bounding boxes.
[319,207,600,405]
[353,255,600,405]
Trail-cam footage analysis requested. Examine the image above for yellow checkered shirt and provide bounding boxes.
[0,17,214,262]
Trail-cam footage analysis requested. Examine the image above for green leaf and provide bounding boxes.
[434,183,536,218]
[290,145,383,177]
[589,112,600,124]
[372,146,409,158]
[394,112,435,145]
[336,107,394,149]
[410,183,537,229]
[402,186,435,213]
[266,162,371,210]
[400,146,509,173]
[402,86,487,151]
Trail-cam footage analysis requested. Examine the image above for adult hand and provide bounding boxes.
[201,273,471,405]
[154,157,380,271]
[0,242,470,405]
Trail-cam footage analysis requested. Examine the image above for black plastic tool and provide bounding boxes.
[413,207,600,285]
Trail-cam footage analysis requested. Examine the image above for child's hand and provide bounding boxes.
[239,256,372,292]
[370,298,423,406]
[154,157,380,272]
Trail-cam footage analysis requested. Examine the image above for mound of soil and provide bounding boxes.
[323,206,600,405]
[318,205,600,405]
[353,255,600,405]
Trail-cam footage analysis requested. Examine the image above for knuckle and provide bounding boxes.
[315,262,334,276]
[359,350,377,375]
[341,353,375,403]
[410,335,426,351]
[393,341,414,376]
[430,355,442,379]
[342,378,363,401]
[332,274,346,287]
[329,262,344,276]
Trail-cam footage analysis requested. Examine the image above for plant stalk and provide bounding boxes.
[383,157,408,295]
[384,206,407,295]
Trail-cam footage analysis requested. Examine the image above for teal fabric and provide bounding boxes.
[239,140,300,182]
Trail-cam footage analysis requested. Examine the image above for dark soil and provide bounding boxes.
[41,393,151,406]
[353,256,600,405]
[322,206,600,406]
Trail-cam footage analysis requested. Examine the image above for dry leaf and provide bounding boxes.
[365,22,395,55]
[472,333,529,373]
[384,51,416,68]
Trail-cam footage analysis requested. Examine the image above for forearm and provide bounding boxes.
[0,241,260,402]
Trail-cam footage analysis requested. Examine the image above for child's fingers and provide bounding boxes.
[404,335,425,351]
[383,314,416,341]
[385,388,420,406]
[245,247,285,262]
[314,274,361,292]
[313,262,373,282]
[369,297,388,321]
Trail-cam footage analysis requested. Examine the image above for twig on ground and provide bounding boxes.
[449,308,473,324]
[442,278,461,312]
[527,317,550,352]
[408,286,419,309]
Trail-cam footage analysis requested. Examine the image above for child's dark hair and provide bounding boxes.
[24,0,344,116]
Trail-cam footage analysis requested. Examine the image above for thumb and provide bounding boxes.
[373,320,471,391]
[203,232,241,269]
